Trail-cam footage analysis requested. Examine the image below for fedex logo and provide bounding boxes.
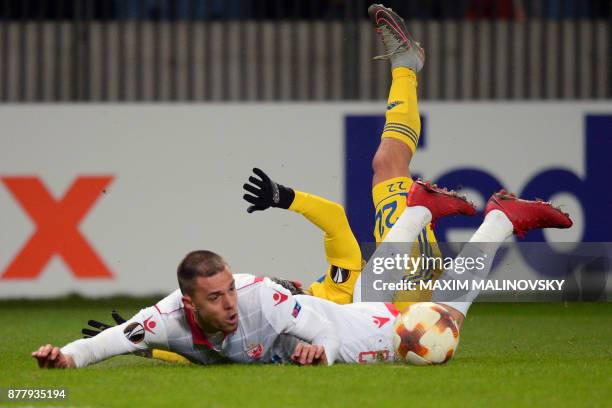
[0,176,114,280]
[345,114,612,275]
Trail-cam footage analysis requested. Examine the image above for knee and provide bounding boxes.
[372,149,390,175]
[372,146,407,177]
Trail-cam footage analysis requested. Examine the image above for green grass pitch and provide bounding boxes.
[0,300,610,407]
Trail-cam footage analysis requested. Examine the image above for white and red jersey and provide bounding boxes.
[294,295,399,363]
[61,274,340,367]
[61,274,400,367]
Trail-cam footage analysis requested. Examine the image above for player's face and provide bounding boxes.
[189,267,238,333]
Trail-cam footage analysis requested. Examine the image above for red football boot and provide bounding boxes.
[485,190,573,239]
[406,179,477,228]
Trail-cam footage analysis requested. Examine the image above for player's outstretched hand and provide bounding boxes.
[291,342,327,366]
[82,310,126,338]
[243,168,295,213]
[31,344,75,369]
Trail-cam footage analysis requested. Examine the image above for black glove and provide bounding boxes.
[243,168,295,213]
[82,310,126,338]
[81,310,153,358]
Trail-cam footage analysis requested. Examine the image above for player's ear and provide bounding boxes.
[182,295,195,312]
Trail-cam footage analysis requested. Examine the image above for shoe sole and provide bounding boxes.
[488,194,572,230]
[416,179,473,206]
[369,5,416,51]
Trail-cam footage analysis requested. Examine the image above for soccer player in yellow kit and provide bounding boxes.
[243,4,441,309]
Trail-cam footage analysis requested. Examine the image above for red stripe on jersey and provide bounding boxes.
[184,308,214,349]
[154,304,182,315]
[237,276,264,290]
[385,302,400,317]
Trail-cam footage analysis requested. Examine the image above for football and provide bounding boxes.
[393,302,460,365]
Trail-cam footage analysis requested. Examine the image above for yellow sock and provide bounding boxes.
[382,67,421,153]
[152,349,192,364]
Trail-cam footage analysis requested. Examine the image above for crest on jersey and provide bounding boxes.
[124,322,145,344]
[330,266,350,284]
[246,343,264,360]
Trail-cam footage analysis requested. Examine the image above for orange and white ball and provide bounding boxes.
[393,302,460,365]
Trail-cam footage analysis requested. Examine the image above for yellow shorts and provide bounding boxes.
[306,177,443,309]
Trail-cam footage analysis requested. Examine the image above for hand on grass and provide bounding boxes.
[291,342,327,366]
[31,344,76,369]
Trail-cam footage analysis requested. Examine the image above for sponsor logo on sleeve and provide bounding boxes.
[292,301,302,318]
[143,316,157,334]
[272,289,288,306]
[124,322,145,344]
[330,266,350,284]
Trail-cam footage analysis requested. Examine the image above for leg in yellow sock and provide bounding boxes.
[383,67,421,154]
[370,68,442,309]
[372,68,420,188]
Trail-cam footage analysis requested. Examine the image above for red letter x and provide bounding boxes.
[1,176,114,279]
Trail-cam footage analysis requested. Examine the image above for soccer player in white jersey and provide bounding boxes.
[32,251,341,368]
[32,180,571,368]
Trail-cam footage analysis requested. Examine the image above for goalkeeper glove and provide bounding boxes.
[82,310,126,338]
[81,310,153,358]
[243,168,295,213]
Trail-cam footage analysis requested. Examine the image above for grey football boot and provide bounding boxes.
[368,4,425,72]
